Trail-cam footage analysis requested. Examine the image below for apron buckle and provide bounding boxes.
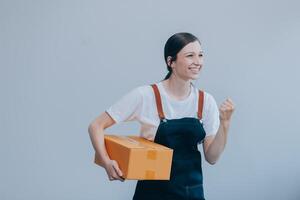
[161,118,167,123]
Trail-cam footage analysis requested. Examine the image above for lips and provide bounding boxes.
[188,67,200,73]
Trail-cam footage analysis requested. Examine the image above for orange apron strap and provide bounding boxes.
[197,90,204,120]
[151,84,165,120]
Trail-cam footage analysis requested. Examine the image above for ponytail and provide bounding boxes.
[163,66,172,80]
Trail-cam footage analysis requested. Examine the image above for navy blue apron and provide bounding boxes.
[133,84,207,200]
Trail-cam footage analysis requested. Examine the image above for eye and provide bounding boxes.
[199,54,203,57]
[187,55,193,57]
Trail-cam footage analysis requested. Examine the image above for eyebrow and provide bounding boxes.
[184,51,204,55]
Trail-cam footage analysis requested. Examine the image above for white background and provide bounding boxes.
[1,0,300,199]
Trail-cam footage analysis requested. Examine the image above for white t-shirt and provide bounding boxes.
[106,81,220,142]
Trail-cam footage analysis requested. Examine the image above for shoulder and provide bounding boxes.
[194,87,218,109]
[192,85,216,104]
[203,91,217,104]
[124,84,150,95]
[132,84,153,96]
[124,84,155,102]
[201,91,219,116]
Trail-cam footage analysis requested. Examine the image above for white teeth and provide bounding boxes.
[189,68,199,73]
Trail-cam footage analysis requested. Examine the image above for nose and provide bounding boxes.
[193,57,201,66]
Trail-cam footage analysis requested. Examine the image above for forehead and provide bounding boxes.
[180,41,202,54]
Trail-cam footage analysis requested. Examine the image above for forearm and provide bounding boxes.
[88,124,110,168]
[205,120,230,164]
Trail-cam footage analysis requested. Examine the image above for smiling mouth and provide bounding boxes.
[188,67,201,74]
[188,67,200,72]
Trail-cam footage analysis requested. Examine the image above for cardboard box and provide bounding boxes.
[94,135,173,180]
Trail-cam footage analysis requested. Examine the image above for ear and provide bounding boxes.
[167,56,173,67]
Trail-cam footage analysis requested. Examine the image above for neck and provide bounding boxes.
[163,75,192,100]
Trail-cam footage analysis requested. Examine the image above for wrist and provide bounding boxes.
[98,154,111,168]
[103,156,111,165]
[220,119,231,127]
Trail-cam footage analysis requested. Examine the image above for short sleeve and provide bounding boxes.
[202,92,220,137]
[106,87,143,124]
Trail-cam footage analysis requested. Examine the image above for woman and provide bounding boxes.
[88,32,235,200]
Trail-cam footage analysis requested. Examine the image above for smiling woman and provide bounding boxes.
[168,41,204,81]
[88,32,235,200]
[163,33,203,81]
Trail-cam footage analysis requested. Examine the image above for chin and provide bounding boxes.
[184,77,198,82]
[182,74,200,81]
[190,74,200,80]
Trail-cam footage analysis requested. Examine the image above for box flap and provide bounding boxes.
[105,135,172,150]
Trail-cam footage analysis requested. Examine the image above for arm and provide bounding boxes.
[88,111,124,181]
[88,87,143,181]
[203,98,235,165]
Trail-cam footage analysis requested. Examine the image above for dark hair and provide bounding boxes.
[163,32,200,80]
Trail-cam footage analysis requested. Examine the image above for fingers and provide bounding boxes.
[225,98,234,104]
[219,98,235,121]
[107,160,125,182]
[109,176,124,181]
[112,161,123,177]
[220,98,235,110]
[112,161,125,181]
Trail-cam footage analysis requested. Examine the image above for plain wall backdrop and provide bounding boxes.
[1,0,300,199]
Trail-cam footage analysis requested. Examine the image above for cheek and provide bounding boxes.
[175,63,186,72]
[187,58,195,65]
[200,57,204,63]
[179,58,193,67]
